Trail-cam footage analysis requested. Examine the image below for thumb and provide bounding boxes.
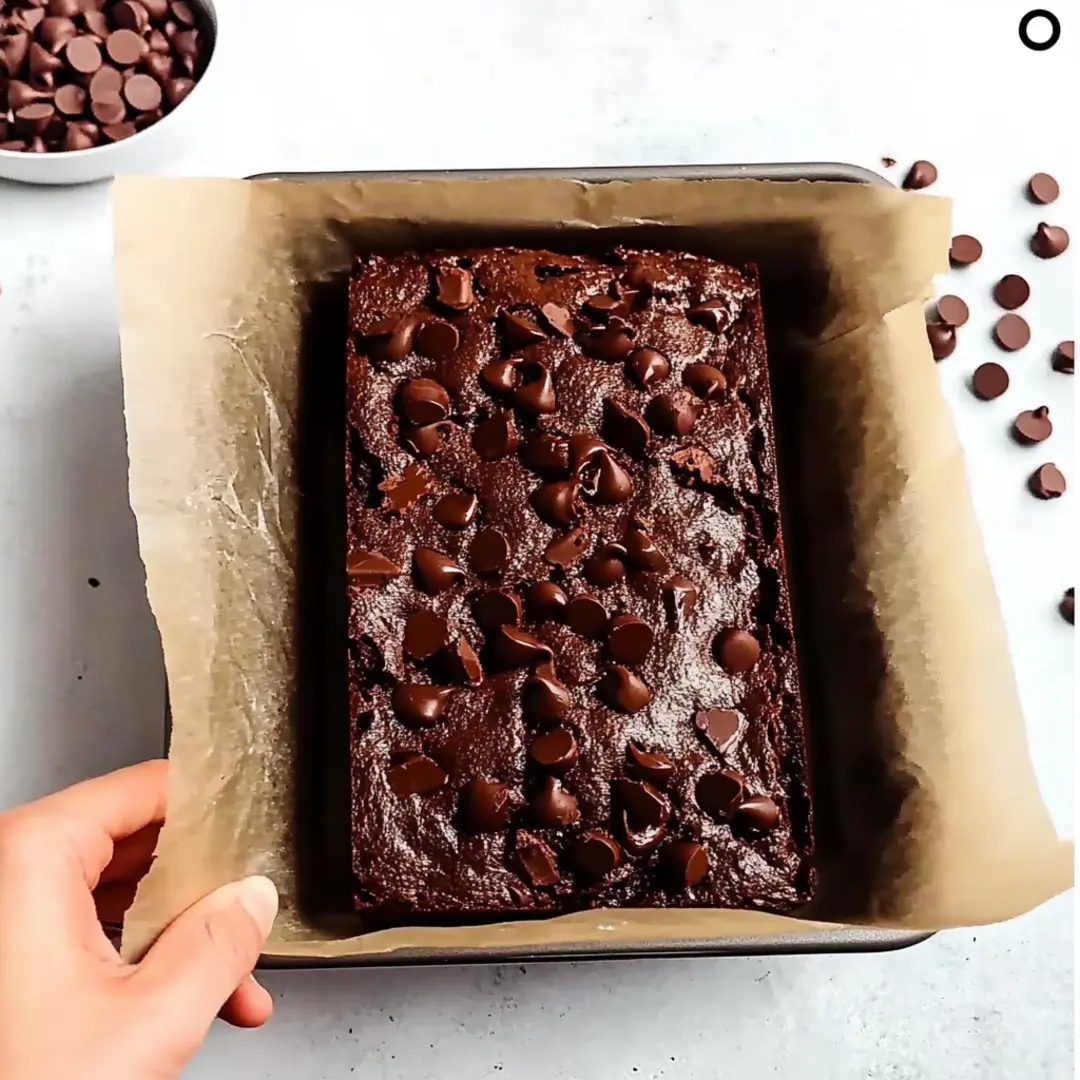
[135,876,278,1041]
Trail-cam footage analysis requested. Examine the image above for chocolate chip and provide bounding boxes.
[530,776,580,827]
[52,83,85,117]
[902,160,937,190]
[602,399,651,458]
[570,830,621,879]
[391,684,454,727]
[993,274,1030,311]
[444,634,484,686]
[388,753,448,797]
[598,666,651,713]
[714,629,761,673]
[935,295,969,327]
[468,528,510,576]
[695,769,745,820]
[379,462,435,514]
[583,293,620,320]
[626,743,675,786]
[1053,341,1074,375]
[460,777,517,832]
[401,421,450,458]
[413,547,467,594]
[500,310,546,350]
[583,543,627,589]
[102,121,137,143]
[513,362,557,414]
[472,410,519,461]
[529,728,579,771]
[564,594,608,640]
[1031,223,1069,259]
[567,432,606,472]
[1060,588,1074,625]
[539,302,574,337]
[544,528,589,567]
[926,322,957,360]
[105,28,143,66]
[346,549,401,587]
[622,524,668,573]
[515,831,560,886]
[686,299,728,333]
[663,576,698,626]
[530,479,580,527]
[626,347,670,388]
[162,76,194,108]
[380,313,422,361]
[606,614,654,665]
[682,363,727,400]
[40,16,77,52]
[403,611,452,660]
[472,588,523,632]
[646,391,699,436]
[415,319,460,360]
[614,778,669,832]
[1029,463,1066,500]
[522,663,572,725]
[1013,406,1053,445]
[694,708,743,755]
[398,378,450,426]
[660,841,709,889]
[525,581,568,622]
[994,314,1031,352]
[124,71,162,111]
[494,625,553,668]
[949,235,983,267]
[1029,172,1060,204]
[522,433,571,476]
[670,446,718,487]
[480,360,520,396]
[581,324,635,361]
[578,452,633,504]
[433,491,478,530]
[112,1,150,31]
[435,266,475,310]
[171,1,197,27]
[733,794,780,834]
[971,362,1010,401]
[89,64,123,100]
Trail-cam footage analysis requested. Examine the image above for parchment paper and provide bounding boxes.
[114,175,1072,962]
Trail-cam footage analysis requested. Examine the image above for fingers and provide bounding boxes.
[220,976,275,1029]
[98,822,162,887]
[134,876,278,1044]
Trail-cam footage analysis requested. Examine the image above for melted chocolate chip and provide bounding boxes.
[578,452,634,504]
[570,830,621,879]
[682,363,727,400]
[388,753,448,796]
[501,310,546,349]
[606,614,655,665]
[694,709,743,755]
[733,794,781,833]
[564,594,609,639]
[347,550,401,587]
[525,581,568,622]
[435,266,475,310]
[626,347,670,388]
[696,769,745,820]
[622,524,668,573]
[539,302,575,337]
[584,543,627,588]
[603,399,651,458]
[402,610,452,659]
[379,463,436,514]
[415,319,460,360]
[598,666,651,713]
[391,684,454,727]
[686,299,728,333]
[530,479,580,527]
[460,777,517,832]
[522,433,572,476]
[544,528,589,567]
[530,776,581,827]
[413,548,467,594]
[714,629,761,672]
[515,831,560,886]
[522,663,573,725]
[660,840,710,889]
[614,778,669,831]
[495,625,554,667]
[626,743,675,787]
[480,360,521,395]
[581,324,635,361]
[472,588,523,632]
[514,362,557,414]
[529,728,579,771]
[433,491,479,530]
[443,634,485,686]
[468,528,511,576]
[473,411,519,460]
[646,392,699,436]
[401,421,450,458]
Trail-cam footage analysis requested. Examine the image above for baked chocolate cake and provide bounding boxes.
[345,246,813,920]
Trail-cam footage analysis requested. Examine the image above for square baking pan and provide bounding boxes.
[236,162,931,966]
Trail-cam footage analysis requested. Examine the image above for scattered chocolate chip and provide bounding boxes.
[606,614,655,666]
[686,299,729,334]
[663,576,698,626]
[935,295,969,328]
[525,581,568,622]
[391,684,454,727]
[468,528,510,576]
[682,363,727,400]
[1060,588,1074,625]
[695,769,745,820]
[971,362,1010,401]
[1031,223,1069,259]
[881,156,897,168]
[626,347,670,388]
[578,452,633,504]
[500,310,546,350]
[522,663,572,725]
[515,831,560,886]
[399,378,450,426]
[714,629,761,673]
[1052,341,1074,374]
[902,160,937,190]
[89,64,123,100]
[401,421,450,458]
[544,528,589,567]
[41,16,78,53]
[994,314,1031,352]
[622,524,668,573]
[626,743,675,787]
[105,27,143,65]
[949,235,983,267]
[583,543,627,588]
[733,794,780,834]
[993,274,1030,311]
[480,360,521,395]
[539,302,574,337]
[433,491,478,530]
[444,636,483,689]
[415,319,460,360]
[660,840,710,889]
[670,446,718,487]
[529,728,579,771]
[495,625,554,668]
[124,71,162,111]
[570,830,621,879]
[646,391,699,436]
[472,410,519,461]
[435,266,475,310]
[530,478,579,527]
[53,83,86,116]
[378,462,435,514]
[583,293,620,320]
[568,433,607,471]
[346,549,401,587]
[413,547,467,594]
[460,777,517,832]
[614,778,669,832]
[531,776,580,827]
[926,322,957,360]
[564,594,609,640]
[580,324,635,361]
[472,588,523,632]
[1028,173,1060,205]
[1028,463,1066,500]
[602,399,651,457]
[694,708,743,755]
[522,433,571,476]
[598,665,651,713]
[372,313,421,361]
[513,362,557,414]
[388,753,448,797]
[402,611,452,660]
[1013,406,1053,445]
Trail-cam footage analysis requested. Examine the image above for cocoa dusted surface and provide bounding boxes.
[346,246,813,921]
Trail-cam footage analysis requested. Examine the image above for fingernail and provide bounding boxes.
[236,875,279,938]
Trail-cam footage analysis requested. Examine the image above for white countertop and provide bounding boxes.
[0,1,1073,1077]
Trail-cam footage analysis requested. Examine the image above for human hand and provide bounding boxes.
[0,761,279,1080]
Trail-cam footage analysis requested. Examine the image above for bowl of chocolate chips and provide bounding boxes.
[0,0,216,185]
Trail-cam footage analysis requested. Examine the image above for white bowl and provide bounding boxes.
[0,0,218,186]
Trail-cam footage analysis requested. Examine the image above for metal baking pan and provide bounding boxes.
[241,161,929,967]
